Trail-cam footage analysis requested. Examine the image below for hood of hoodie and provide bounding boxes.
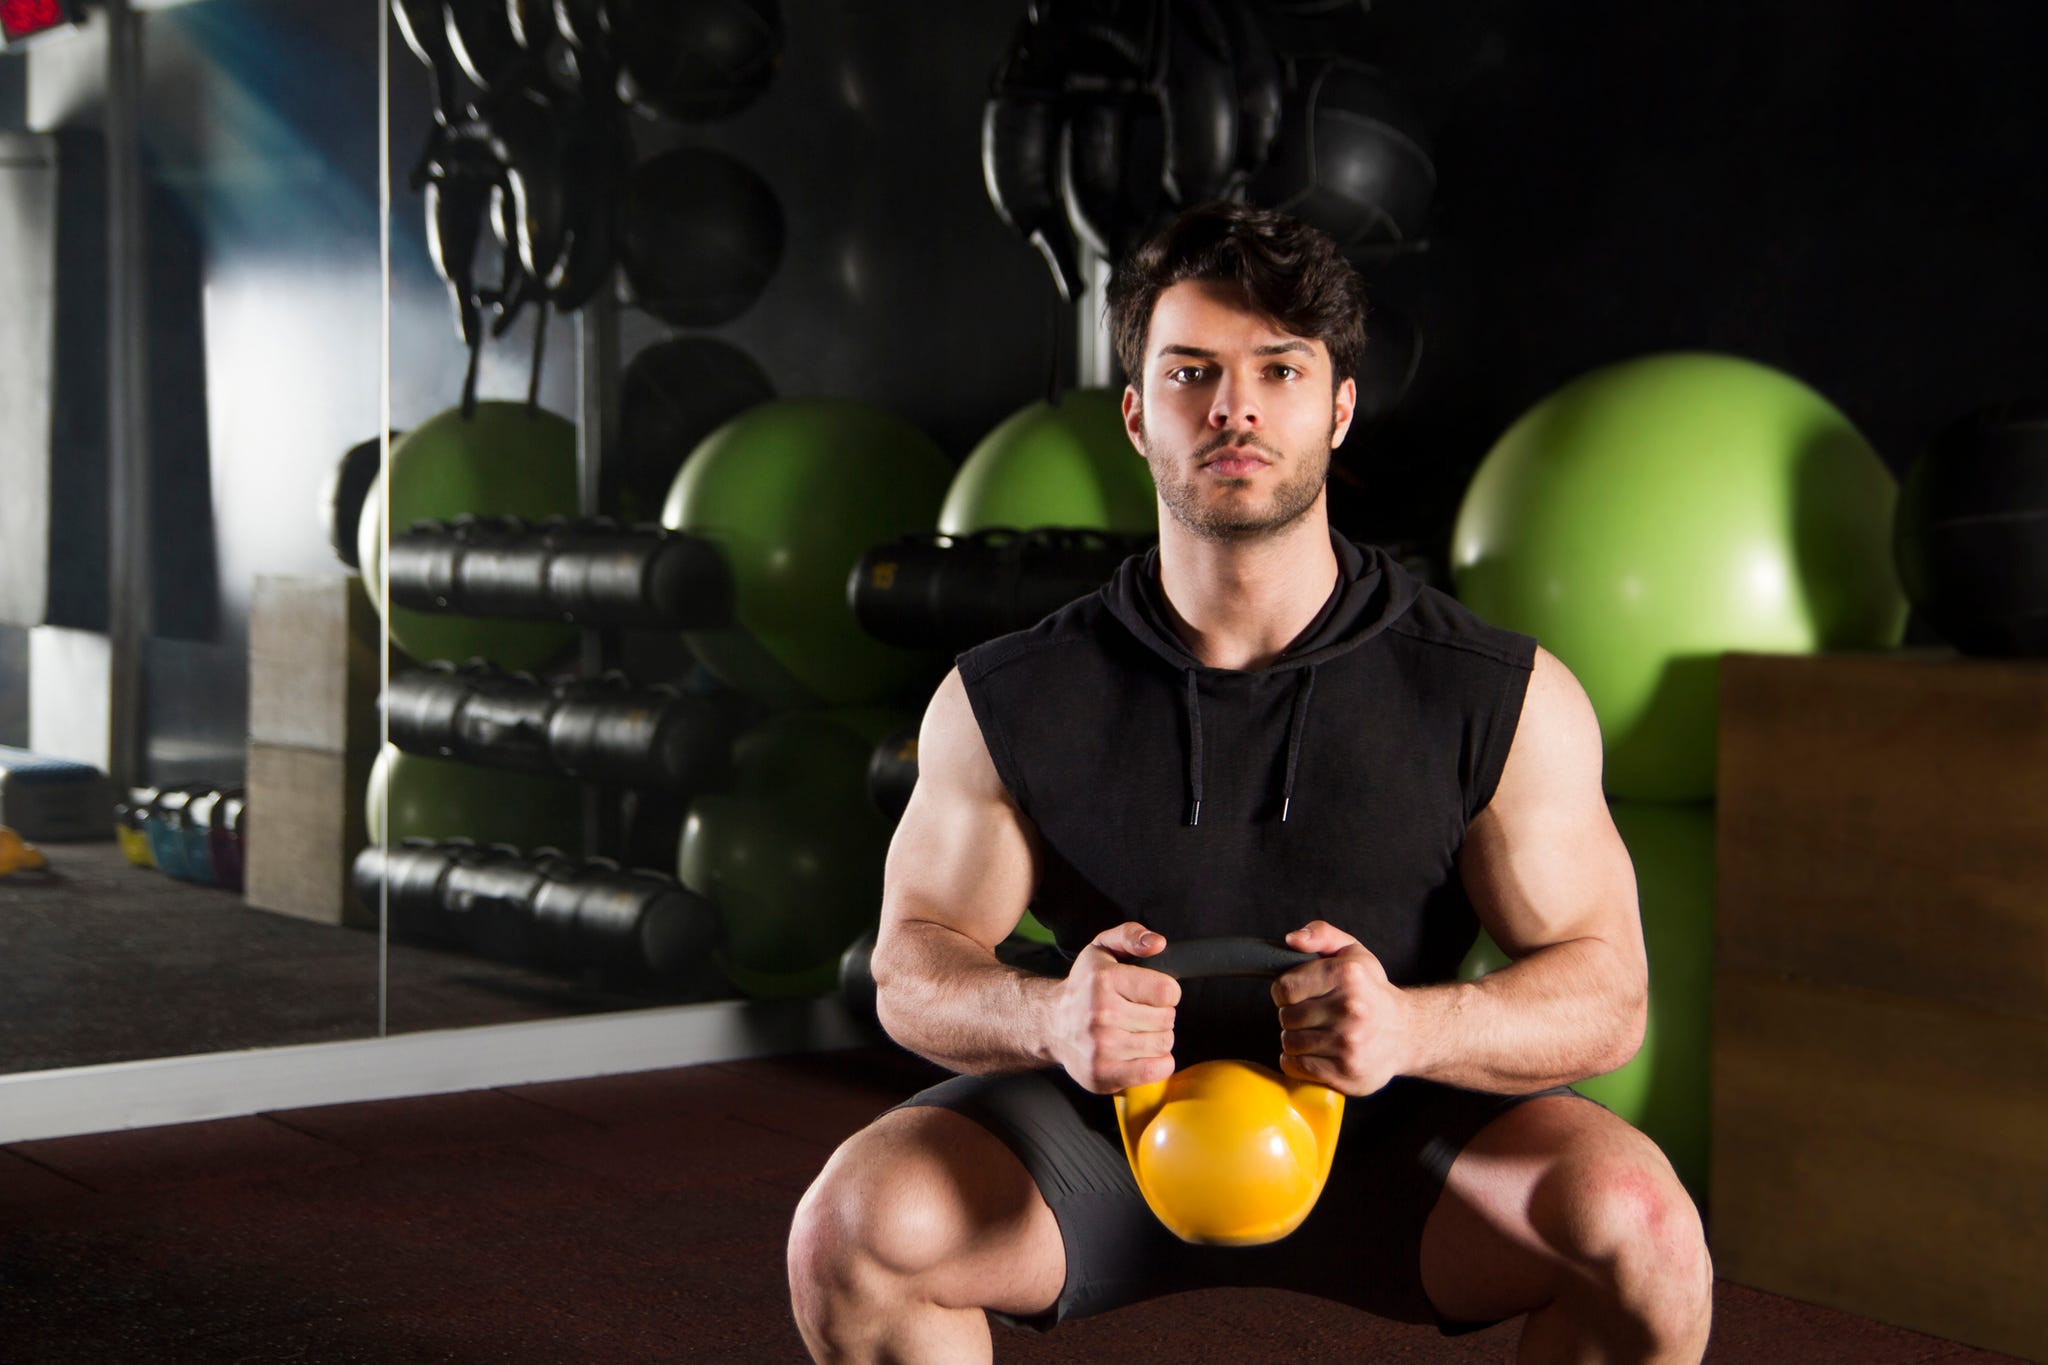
[1101,532,1423,824]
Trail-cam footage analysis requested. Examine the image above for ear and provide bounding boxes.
[1330,376,1358,450]
[1122,383,1146,455]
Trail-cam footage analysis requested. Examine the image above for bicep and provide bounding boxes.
[878,669,1039,954]
[1457,648,1644,968]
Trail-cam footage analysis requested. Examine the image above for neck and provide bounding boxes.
[1155,499,1340,670]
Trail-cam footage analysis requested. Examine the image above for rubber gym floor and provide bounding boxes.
[0,846,2027,1361]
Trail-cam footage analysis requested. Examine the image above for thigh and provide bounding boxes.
[895,1070,1208,1330]
[1417,1093,1689,1325]
[1231,1077,1575,1326]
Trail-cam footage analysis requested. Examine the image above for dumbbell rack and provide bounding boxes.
[574,291,625,859]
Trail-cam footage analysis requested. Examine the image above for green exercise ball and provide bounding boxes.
[366,745,584,854]
[1459,799,1714,1201]
[1451,354,1906,800]
[939,388,1155,535]
[662,399,952,707]
[358,402,581,669]
[1015,910,1057,945]
[677,709,902,998]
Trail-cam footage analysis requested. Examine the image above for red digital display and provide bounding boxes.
[1,0,73,45]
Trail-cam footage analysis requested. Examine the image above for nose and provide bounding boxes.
[1207,371,1262,432]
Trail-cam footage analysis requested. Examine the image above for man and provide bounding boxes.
[788,203,1712,1363]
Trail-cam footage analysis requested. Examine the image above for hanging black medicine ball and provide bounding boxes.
[322,435,393,572]
[1249,59,1436,255]
[616,147,786,327]
[617,337,777,521]
[612,0,785,123]
[1894,404,2048,657]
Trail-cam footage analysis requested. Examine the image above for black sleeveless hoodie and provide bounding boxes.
[956,534,1537,1065]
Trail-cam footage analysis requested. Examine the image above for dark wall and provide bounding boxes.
[1316,0,2048,556]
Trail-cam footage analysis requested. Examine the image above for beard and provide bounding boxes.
[1142,413,1337,542]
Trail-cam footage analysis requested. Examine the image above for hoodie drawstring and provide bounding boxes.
[1183,663,1318,825]
[1280,665,1317,823]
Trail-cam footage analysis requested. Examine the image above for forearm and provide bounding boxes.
[1402,936,1646,1094]
[871,917,1063,1075]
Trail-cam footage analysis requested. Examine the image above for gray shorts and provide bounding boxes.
[895,1068,1584,1334]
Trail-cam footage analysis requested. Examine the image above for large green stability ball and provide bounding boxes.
[358,402,581,670]
[366,745,585,854]
[662,398,953,707]
[1459,800,1714,1201]
[677,708,902,998]
[939,388,1156,535]
[1451,353,1905,801]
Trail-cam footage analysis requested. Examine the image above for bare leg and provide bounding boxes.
[1419,1096,1713,1364]
[788,1106,1066,1364]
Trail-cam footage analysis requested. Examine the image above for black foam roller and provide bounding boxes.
[849,529,1151,652]
[385,662,740,791]
[353,839,720,978]
[385,516,735,628]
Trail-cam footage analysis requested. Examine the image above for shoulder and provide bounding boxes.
[955,589,1120,687]
[1494,646,1605,803]
[914,668,1008,803]
[1384,578,1538,674]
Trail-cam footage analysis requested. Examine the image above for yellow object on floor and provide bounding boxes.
[116,821,155,868]
[1,825,49,876]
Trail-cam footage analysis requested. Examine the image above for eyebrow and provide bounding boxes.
[1155,341,1316,361]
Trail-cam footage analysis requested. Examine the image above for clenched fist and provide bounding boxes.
[1048,922,1179,1094]
[1272,920,1414,1097]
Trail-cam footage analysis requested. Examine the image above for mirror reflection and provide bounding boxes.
[369,0,1067,1032]
[1,0,387,1071]
[0,0,1078,1074]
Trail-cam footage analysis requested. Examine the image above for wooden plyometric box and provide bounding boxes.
[248,574,383,755]
[1714,653,2048,1361]
[243,741,376,929]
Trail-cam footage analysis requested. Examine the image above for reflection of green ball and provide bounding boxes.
[662,399,952,707]
[677,710,901,997]
[940,388,1154,535]
[359,402,580,669]
[1451,354,1905,800]
[1459,800,1714,1200]
[365,745,585,853]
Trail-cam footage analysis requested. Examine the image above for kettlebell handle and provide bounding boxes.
[1140,936,1317,980]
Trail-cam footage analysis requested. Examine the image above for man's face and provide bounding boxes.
[1123,279,1357,542]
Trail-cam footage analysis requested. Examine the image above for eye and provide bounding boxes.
[1167,365,1208,384]
[1268,363,1302,381]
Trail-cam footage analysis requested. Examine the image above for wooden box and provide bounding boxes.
[243,741,376,929]
[247,574,382,756]
[1714,653,2048,1360]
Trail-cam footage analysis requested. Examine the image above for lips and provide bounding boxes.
[1201,446,1271,476]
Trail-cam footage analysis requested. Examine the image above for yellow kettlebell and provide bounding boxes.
[1112,938,1345,1246]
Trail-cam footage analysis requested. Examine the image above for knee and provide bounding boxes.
[1538,1153,1712,1336]
[786,1127,959,1321]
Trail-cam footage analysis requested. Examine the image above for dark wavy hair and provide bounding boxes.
[1107,202,1368,392]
